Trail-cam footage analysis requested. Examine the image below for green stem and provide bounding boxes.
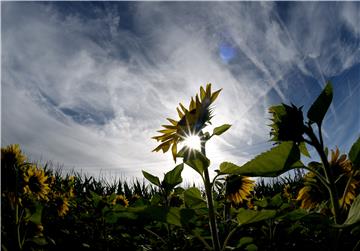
[302,166,330,190]
[201,140,221,251]
[222,225,238,251]
[305,125,341,224]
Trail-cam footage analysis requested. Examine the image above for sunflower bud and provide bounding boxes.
[269,103,305,143]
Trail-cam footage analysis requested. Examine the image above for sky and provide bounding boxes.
[2,2,359,184]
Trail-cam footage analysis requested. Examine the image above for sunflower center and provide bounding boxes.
[183,135,201,151]
[28,176,42,193]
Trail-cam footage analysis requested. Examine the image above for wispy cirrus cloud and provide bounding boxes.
[2,2,359,182]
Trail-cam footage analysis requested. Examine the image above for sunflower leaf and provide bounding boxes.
[237,208,276,225]
[185,150,210,176]
[307,82,333,126]
[341,194,360,226]
[142,171,161,187]
[184,187,206,208]
[213,124,231,136]
[162,164,184,191]
[220,142,302,177]
[349,136,360,169]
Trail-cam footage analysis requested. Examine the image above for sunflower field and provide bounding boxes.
[2,83,360,251]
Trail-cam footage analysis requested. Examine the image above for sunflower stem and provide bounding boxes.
[302,166,330,191]
[305,125,341,224]
[201,139,221,251]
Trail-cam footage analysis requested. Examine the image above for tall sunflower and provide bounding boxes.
[225,175,254,206]
[23,165,51,201]
[152,83,221,161]
[297,148,359,210]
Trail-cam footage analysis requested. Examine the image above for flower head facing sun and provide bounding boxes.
[152,83,221,161]
[225,175,254,206]
[23,165,51,201]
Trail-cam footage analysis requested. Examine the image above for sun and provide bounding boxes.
[183,134,201,151]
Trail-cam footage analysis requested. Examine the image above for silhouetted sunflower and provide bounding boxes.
[225,175,254,206]
[152,83,221,161]
[1,144,28,194]
[23,165,50,201]
[269,104,305,143]
[112,194,129,207]
[1,144,27,167]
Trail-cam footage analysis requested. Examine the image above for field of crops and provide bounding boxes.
[2,83,360,251]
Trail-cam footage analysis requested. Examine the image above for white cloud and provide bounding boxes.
[2,2,359,183]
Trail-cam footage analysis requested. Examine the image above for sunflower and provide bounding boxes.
[152,83,221,161]
[296,148,359,210]
[2,144,28,193]
[225,175,254,206]
[55,195,70,217]
[112,194,129,207]
[1,144,27,167]
[268,104,305,143]
[23,165,50,201]
[329,148,359,209]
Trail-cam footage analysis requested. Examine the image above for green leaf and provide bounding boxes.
[349,136,360,169]
[212,124,231,136]
[237,237,253,248]
[162,164,184,191]
[344,194,360,225]
[166,207,182,227]
[142,170,161,187]
[26,202,43,225]
[185,150,210,176]
[220,142,303,177]
[280,209,308,221]
[184,187,206,208]
[245,244,258,251]
[270,193,283,208]
[299,142,311,158]
[237,208,276,225]
[307,82,333,126]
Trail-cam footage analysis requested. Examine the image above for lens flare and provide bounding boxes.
[183,135,201,151]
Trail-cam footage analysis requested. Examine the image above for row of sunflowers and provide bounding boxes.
[2,82,360,250]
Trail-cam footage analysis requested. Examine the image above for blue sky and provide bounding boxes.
[2,2,359,183]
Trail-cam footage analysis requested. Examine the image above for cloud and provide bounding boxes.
[2,2,359,183]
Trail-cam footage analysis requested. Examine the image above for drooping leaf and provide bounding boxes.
[220,142,303,177]
[213,124,231,136]
[184,187,206,208]
[162,164,184,191]
[307,82,333,126]
[237,208,276,225]
[349,136,360,169]
[142,170,161,187]
[185,150,210,176]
